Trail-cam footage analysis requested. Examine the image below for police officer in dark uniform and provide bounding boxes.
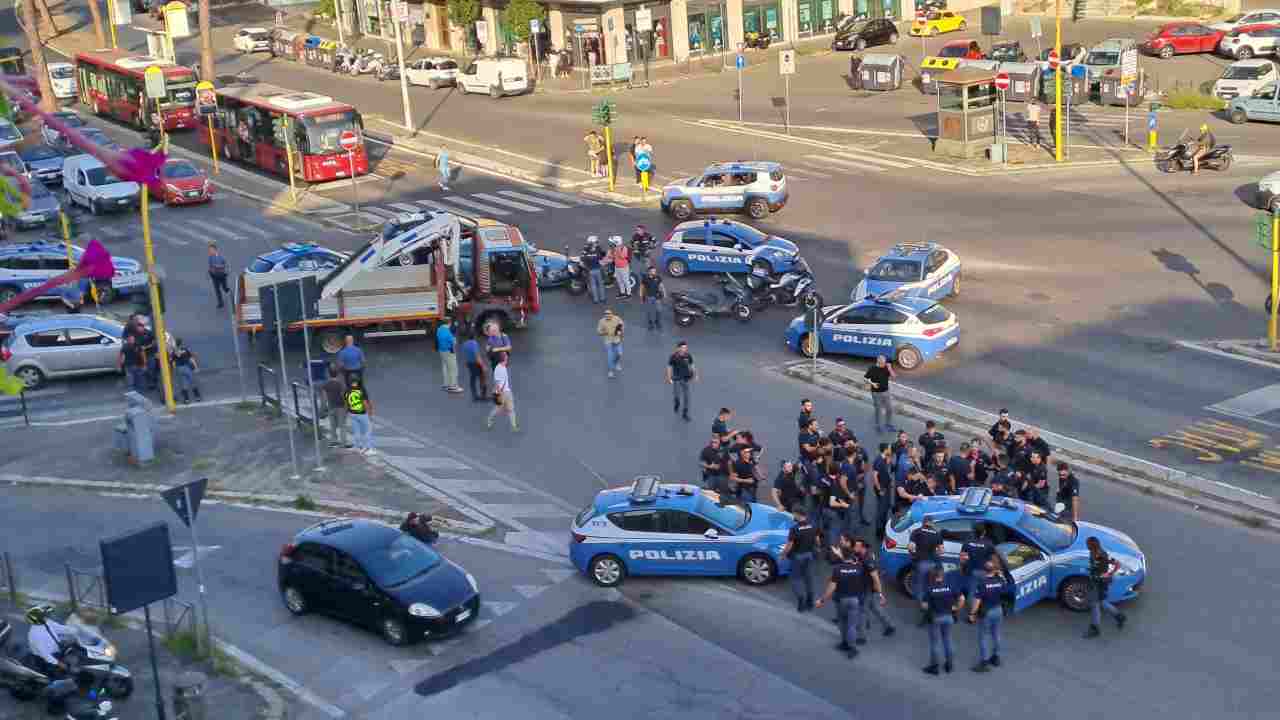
[827,462,855,542]
[839,439,869,526]
[948,442,975,491]
[851,538,896,637]
[1026,427,1052,465]
[829,418,854,449]
[959,523,1008,607]
[990,453,1013,498]
[989,408,1012,442]
[969,561,1009,672]
[1056,461,1080,521]
[728,445,759,503]
[918,420,945,459]
[782,507,820,612]
[1008,430,1032,473]
[908,516,943,623]
[797,398,815,430]
[1024,451,1050,508]
[699,435,727,492]
[815,535,871,658]
[922,564,964,675]
[772,460,805,512]
[809,462,836,546]
[1084,536,1126,638]
[872,443,894,539]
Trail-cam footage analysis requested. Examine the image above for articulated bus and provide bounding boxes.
[75,50,198,131]
[198,83,369,183]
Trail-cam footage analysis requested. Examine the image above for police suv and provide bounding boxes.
[881,488,1147,613]
[570,476,795,588]
[784,293,959,370]
[0,240,145,305]
[658,219,799,277]
[660,161,789,222]
[850,242,961,302]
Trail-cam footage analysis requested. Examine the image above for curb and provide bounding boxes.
[0,474,493,536]
[1204,339,1280,367]
[775,359,1280,532]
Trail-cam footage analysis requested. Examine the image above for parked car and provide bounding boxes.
[1037,43,1087,71]
[1255,168,1280,212]
[0,118,22,150]
[1214,59,1277,100]
[40,110,87,149]
[0,240,146,306]
[831,17,899,51]
[405,57,460,88]
[910,10,966,37]
[990,41,1027,63]
[8,179,61,230]
[1,314,168,389]
[1219,25,1280,59]
[19,144,63,186]
[62,155,140,215]
[0,150,26,181]
[156,159,212,205]
[1141,22,1224,58]
[456,57,529,97]
[1212,8,1280,33]
[1229,80,1280,124]
[937,40,982,59]
[233,27,272,53]
[1085,38,1138,86]
[46,62,77,99]
[79,127,122,154]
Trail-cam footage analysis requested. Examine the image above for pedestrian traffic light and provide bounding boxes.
[591,100,617,127]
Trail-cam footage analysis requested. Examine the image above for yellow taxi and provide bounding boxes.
[910,10,967,37]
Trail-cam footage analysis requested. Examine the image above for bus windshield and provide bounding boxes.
[167,81,196,105]
[301,110,359,155]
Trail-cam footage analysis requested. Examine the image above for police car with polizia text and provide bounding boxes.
[784,292,959,370]
[0,240,146,305]
[659,219,799,278]
[570,476,794,588]
[244,243,349,278]
[881,488,1146,613]
[660,161,788,222]
[850,242,961,302]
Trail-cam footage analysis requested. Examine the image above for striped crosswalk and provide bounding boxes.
[334,186,602,227]
[84,210,318,248]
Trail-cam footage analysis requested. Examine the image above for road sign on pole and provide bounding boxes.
[144,65,167,100]
[530,18,540,33]
[163,2,192,38]
[195,81,216,115]
[339,130,359,152]
[735,53,746,70]
[1120,47,1138,84]
[736,55,745,124]
[635,7,652,32]
[779,49,795,75]
[994,72,1010,90]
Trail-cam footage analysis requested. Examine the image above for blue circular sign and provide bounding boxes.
[636,154,652,172]
[735,54,746,70]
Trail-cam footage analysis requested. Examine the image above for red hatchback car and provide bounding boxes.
[157,159,212,205]
[1142,22,1225,58]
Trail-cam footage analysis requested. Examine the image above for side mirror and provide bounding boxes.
[1053,502,1067,515]
[703,528,719,539]
[351,581,368,592]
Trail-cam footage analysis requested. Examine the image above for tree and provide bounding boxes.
[85,0,106,49]
[447,0,481,52]
[500,0,543,44]
[20,0,57,112]
[198,0,213,80]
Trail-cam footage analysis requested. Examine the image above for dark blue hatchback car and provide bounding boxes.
[277,518,480,646]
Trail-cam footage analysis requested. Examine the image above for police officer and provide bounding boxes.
[1056,462,1080,521]
[918,420,945,459]
[908,516,943,624]
[969,561,1009,672]
[815,535,870,658]
[827,461,855,542]
[839,439,869,526]
[872,443,894,539]
[829,418,854,448]
[1025,451,1050,508]
[948,442,975,491]
[990,454,1013,498]
[728,445,759,503]
[959,523,997,609]
[809,461,836,545]
[989,408,1012,442]
[922,564,964,675]
[782,507,820,612]
[797,398,815,430]
[772,460,805,513]
[1084,536,1126,638]
[851,538,896,637]
[699,435,727,492]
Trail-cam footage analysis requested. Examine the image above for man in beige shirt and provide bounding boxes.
[597,308,625,378]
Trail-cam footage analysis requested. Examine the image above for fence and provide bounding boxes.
[258,364,281,411]
[65,564,196,639]
[1,552,16,605]
[290,380,318,428]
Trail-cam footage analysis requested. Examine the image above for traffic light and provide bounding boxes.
[591,100,617,127]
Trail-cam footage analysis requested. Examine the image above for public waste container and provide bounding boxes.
[918,56,960,95]
[1001,61,1040,102]
[859,53,904,91]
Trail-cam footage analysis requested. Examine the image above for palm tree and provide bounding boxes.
[198,0,213,80]
[85,0,107,48]
[20,0,57,112]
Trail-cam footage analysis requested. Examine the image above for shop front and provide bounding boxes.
[625,3,673,60]
[685,0,725,53]
[742,0,780,41]
[853,0,898,19]
[796,0,835,36]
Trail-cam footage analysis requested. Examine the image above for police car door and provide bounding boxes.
[608,509,668,576]
[676,224,715,273]
[997,542,1053,612]
[657,510,732,575]
[822,306,875,355]
[934,518,973,575]
[922,250,958,299]
[710,228,749,271]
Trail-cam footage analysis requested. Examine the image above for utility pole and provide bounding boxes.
[20,0,57,112]
[198,0,214,81]
[391,0,414,131]
[1054,0,1063,163]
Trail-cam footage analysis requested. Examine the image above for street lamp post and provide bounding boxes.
[1054,0,1063,163]
[390,0,414,131]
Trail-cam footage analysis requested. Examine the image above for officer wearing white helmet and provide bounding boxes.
[25,604,67,675]
[581,236,606,303]
[608,235,634,298]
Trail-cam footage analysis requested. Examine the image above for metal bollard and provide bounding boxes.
[172,671,208,720]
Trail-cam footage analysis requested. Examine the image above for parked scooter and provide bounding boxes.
[745,255,823,310]
[1155,130,1233,173]
[0,619,79,711]
[334,48,356,74]
[563,243,640,297]
[6,607,133,699]
[671,273,753,326]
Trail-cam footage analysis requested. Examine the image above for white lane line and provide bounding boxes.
[518,187,600,206]
[830,151,915,169]
[439,195,512,216]
[387,202,422,213]
[472,193,544,212]
[477,503,573,520]
[1207,383,1280,418]
[414,198,483,216]
[1176,340,1280,371]
[191,222,245,242]
[496,190,574,209]
[803,154,886,173]
[787,166,834,179]
[218,217,274,239]
[361,206,401,219]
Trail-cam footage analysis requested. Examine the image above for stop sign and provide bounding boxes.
[994,72,1010,91]
[338,130,359,152]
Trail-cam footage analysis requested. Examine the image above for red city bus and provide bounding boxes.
[198,84,369,182]
[75,50,197,131]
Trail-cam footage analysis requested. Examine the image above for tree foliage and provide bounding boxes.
[500,0,544,43]
[448,0,481,28]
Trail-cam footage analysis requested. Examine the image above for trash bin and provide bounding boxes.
[173,671,207,720]
[315,40,337,71]
[859,53,904,92]
[304,35,322,66]
[1099,68,1140,107]
[1001,61,1040,102]
[918,56,960,95]
[958,59,1000,74]
[1039,65,1087,104]
[123,391,154,464]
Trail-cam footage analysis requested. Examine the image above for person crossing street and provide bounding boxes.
[435,144,451,191]
[639,266,665,330]
[608,236,633,298]
[207,242,229,309]
[436,319,464,394]
[597,308,625,378]
[487,352,519,432]
[344,376,375,456]
[1084,536,1126,638]
[667,341,696,421]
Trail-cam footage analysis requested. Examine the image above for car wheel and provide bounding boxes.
[281,586,308,615]
[855,38,866,51]
[670,199,694,221]
[108,675,134,698]
[746,198,769,219]
[752,259,772,275]
[1057,576,1091,612]
[889,32,899,44]
[733,302,751,322]
[381,617,408,646]
[675,311,696,327]
[89,199,100,216]
[666,257,688,277]
[739,554,776,586]
[15,366,45,390]
[1237,46,1254,60]
[589,554,626,587]
[895,345,924,371]
[1159,45,1174,59]
[1230,108,1248,124]
[800,332,820,357]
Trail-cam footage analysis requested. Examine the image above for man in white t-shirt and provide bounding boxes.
[486,352,518,432]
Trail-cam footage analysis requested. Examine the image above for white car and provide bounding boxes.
[40,110,87,149]
[1219,26,1280,59]
[1213,9,1280,33]
[62,155,140,215]
[1214,59,1277,99]
[456,57,529,97]
[233,27,272,53]
[46,62,77,99]
[0,119,21,151]
[405,57,460,89]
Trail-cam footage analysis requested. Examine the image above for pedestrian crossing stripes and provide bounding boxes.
[337,188,604,227]
[805,154,887,174]
[497,190,573,209]
[85,213,317,248]
[473,192,544,212]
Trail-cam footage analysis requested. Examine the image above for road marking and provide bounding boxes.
[217,217,274,239]
[513,584,548,599]
[540,568,575,583]
[1150,418,1268,463]
[519,187,600,205]
[496,190,574,209]
[440,195,513,216]
[831,150,914,169]
[361,206,401,219]
[385,455,472,471]
[195,222,248,242]
[786,165,834,179]
[387,202,421,213]
[421,478,523,494]
[172,544,221,568]
[414,198,485,216]
[389,659,430,675]
[485,601,517,617]
[472,192,545,212]
[216,641,346,718]
[1208,384,1280,419]
[372,435,425,449]
[803,154,887,173]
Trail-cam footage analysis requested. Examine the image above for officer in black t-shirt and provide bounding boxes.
[1008,430,1032,473]
[798,418,821,463]
[815,535,870,657]
[772,460,804,512]
[990,454,1013,498]
[852,539,896,637]
[728,446,759,503]
[948,443,975,492]
[922,566,964,675]
[871,444,895,539]
[1024,452,1049,508]
[712,407,738,445]
[826,462,854,545]
[1026,427,1052,465]
[1055,462,1080,521]
[797,398,815,430]
[782,507,820,612]
[829,418,854,449]
[808,464,834,540]
[699,435,727,492]
[1084,537,1125,638]
[839,440,869,526]
[908,517,943,619]
[989,409,1012,442]
[958,523,1005,603]
[918,420,945,459]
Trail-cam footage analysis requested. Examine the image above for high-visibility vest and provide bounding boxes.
[345,389,366,413]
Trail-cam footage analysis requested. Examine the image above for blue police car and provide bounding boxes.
[658,219,799,278]
[784,294,959,370]
[245,243,349,277]
[570,476,794,588]
[880,488,1147,613]
[660,161,789,222]
[0,240,146,305]
[850,242,961,303]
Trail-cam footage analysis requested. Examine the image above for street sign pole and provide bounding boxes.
[183,483,213,655]
[736,53,744,124]
[1054,0,1063,163]
[196,81,219,174]
[143,66,176,414]
[779,49,795,135]
[283,117,298,206]
[809,305,818,381]
[340,129,362,217]
[1272,212,1279,351]
[273,283,302,482]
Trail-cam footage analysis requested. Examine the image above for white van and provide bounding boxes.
[456,57,530,97]
[62,155,140,215]
[1214,58,1277,99]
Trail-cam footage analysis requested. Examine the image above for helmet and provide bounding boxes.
[609,236,622,246]
[25,604,53,625]
[585,235,599,246]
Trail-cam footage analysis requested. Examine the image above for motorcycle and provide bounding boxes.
[356,51,384,76]
[0,620,80,711]
[1155,130,1233,173]
[563,245,640,297]
[1,616,132,700]
[334,49,356,74]
[671,273,753,326]
[743,30,772,50]
[745,256,823,310]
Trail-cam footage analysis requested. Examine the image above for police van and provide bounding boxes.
[569,476,795,588]
[658,218,799,277]
[660,161,789,222]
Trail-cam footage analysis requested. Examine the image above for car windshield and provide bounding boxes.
[1016,506,1078,551]
[1223,64,1266,79]
[250,32,270,41]
[53,113,84,128]
[0,124,19,141]
[843,20,868,33]
[357,534,442,587]
[50,66,74,79]
[867,259,922,281]
[381,218,426,242]
[82,129,108,144]
[22,146,59,161]
[938,45,968,58]
[434,60,458,70]
[163,163,200,179]
[85,167,122,185]
[248,257,275,273]
[1087,51,1119,65]
[301,110,360,155]
[728,224,767,245]
[917,303,951,324]
[696,495,751,530]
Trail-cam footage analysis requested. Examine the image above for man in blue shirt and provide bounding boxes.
[922,565,964,675]
[969,561,1010,673]
[460,330,486,401]
[436,320,463,394]
[336,334,365,384]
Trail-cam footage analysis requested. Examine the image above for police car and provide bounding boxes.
[850,242,961,302]
[784,293,959,370]
[881,488,1147,613]
[570,476,795,588]
[244,243,349,277]
[0,240,145,305]
[658,219,799,277]
[660,161,789,222]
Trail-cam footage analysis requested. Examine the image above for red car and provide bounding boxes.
[1141,22,1225,58]
[938,40,985,59]
[157,159,212,205]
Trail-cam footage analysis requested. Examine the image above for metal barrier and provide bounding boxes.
[290,381,318,427]
[65,565,107,614]
[257,364,281,411]
[1,552,17,605]
[161,597,197,639]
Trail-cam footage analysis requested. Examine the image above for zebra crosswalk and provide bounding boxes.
[79,208,320,248]
[330,186,602,227]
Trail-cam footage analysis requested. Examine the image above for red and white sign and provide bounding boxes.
[994,72,1010,91]
[338,130,359,152]
[1047,50,1059,69]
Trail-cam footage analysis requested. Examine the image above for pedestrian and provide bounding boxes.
[630,135,641,183]
[486,352,519,432]
[918,420,944,459]
[583,236,607,304]
[597,307,625,378]
[172,338,201,404]
[781,506,819,612]
[435,144,451,191]
[728,445,760,503]
[584,130,601,177]
[608,236,633,298]
[814,535,869,658]
[460,330,487,402]
[772,460,806,512]
[344,376,375,456]
[638,136,654,176]
[484,322,513,369]
[1084,536,1126,638]
[969,561,1009,672]
[797,398,815,430]
[959,522,996,602]
[436,320,463,394]
[700,435,727,492]
[117,334,147,393]
[908,516,943,624]
[872,443,894,539]
[667,340,696,421]
[712,407,738,445]
[639,266,665,330]
[989,408,1012,442]
[1027,99,1042,148]
[864,355,895,432]
[204,243,229,311]
[922,564,964,675]
[336,334,365,385]
[1056,461,1080,520]
[851,539,896,637]
[321,362,349,448]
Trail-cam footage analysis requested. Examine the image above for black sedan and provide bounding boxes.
[277,518,480,646]
[832,17,899,51]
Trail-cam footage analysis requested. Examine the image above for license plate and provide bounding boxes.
[117,199,129,205]
[455,609,471,623]
[187,190,200,198]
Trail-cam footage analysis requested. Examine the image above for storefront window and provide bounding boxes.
[686,1,724,53]
[798,0,836,34]
[742,0,779,39]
